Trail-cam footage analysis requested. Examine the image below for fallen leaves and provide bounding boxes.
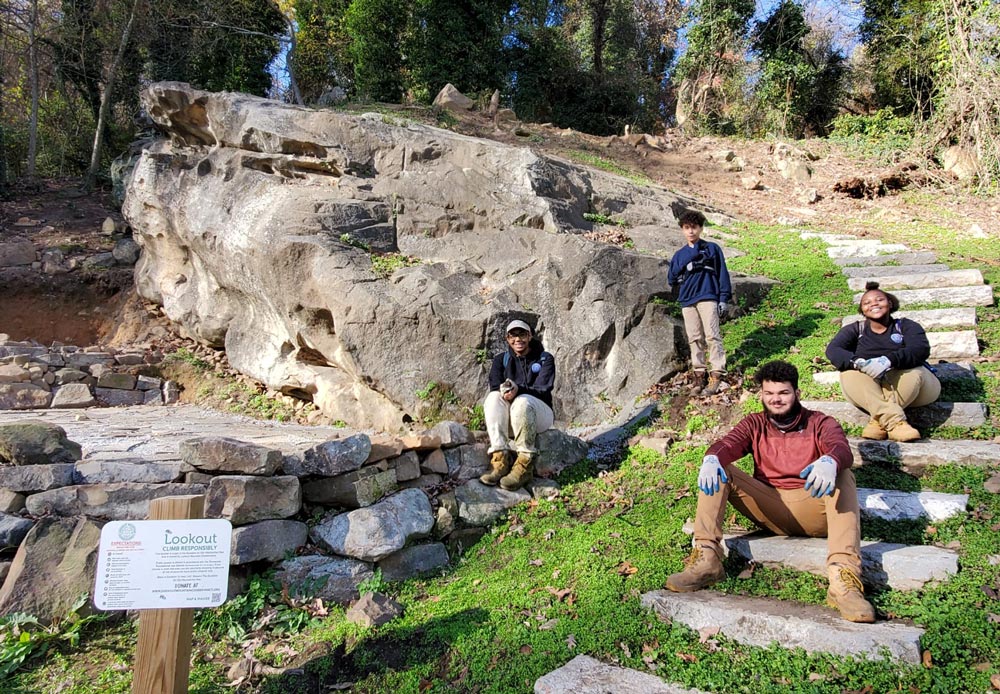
[923,650,934,669]
[676,652,698,663]
[519,645,532,655]
[698,626,720,643]
[545,586,575,604]
[616,561,639,576]
[566,634,576,650]
[991,673,1000,691]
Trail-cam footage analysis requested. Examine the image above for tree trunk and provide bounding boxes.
[284,12,303,105]
[84,0,139,191]
[26,0,40,178]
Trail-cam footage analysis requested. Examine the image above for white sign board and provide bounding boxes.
[94,519,232,611]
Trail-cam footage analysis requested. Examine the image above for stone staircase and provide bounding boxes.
[533,232,995,693]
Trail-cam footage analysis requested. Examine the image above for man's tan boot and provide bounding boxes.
[826,564,876,623]
[664,543,726,592]
[861,418,887,440]
[887,421,921,442]
[701,372,724,396]
[479,450,512,486]
[499,452,535,491]
[688,371,707,395]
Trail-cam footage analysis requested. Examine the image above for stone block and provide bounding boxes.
[302,466,398,508]
[136,375,162,391]
[641,590,924,663]
[446,527,487,556]
[0,488,26,514]
[0,364,29,384]
[143,389,163,405]
[851,285,994,307]
[345,592,404,628]
[846,269,983,292]
[230,519,308,564]
[833,252,937,267]
[535,655,713,694]
[206,475,301,525]
[536,430,589,477]
[453,443,488,482]
[51,383,96,409]
[420,449,449,474]
[365,436,404,464]
[96,372,137,390]
[274,555,373,605]
[25,482,205,520]
[73,460,186,484]
[377,542,450,581]
[67,352,114,369]
[401,434,442,451]
[180,436,282,475]
[310,488,434,562]
[842,308,976,330]
[456,480,530,526]
[397,473,443,491]
[0,240,36,267]
[828,244,908,259]
[0,420,81,465]
[286,434,371,476]
[114,352,145,366]
[841,264,949,279]
[0,463,75,492]
[384,450,420,481]
[54,368,88,385]
[95,388,144,406]
[857,488,967,523]
[428,421,475,448]
[802,401,986,429]
[0,383,52,409]
[0,512,34,550]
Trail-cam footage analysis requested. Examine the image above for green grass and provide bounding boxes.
[564,150,653,186]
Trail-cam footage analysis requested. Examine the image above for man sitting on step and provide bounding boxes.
[479,320,556,491]
[665,360,876,623]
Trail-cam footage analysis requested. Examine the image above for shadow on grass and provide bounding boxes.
[728,312,824,374]
[255,608,489,694]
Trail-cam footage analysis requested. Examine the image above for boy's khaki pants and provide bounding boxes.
[692,466,863,574]
[682,300,726,373]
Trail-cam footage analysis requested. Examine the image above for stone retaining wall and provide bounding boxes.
[0,336,178,410]
[0,418,588,621]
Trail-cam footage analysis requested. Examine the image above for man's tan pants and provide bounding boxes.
[692,466,862,574]
[839,367,940,430]
[681,300,726,373]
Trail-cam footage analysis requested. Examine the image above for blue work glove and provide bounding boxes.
[799,455,838,497]
[859,355,892,380]
[718,302,728,316]
[697,454,729,496]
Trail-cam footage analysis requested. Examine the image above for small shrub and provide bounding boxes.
[829,109,916,164]
[0,595,105,678]
[371,252,420,278]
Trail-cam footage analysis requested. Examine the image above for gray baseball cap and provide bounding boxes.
[505,320,532,334]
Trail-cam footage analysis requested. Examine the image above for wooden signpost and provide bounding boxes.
[93,494,232,694]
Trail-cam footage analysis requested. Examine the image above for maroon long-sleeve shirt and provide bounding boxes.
[706,406,853,489]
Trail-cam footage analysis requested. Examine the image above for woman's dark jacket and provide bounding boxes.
[488,338,555,408]
[825,317,931,372]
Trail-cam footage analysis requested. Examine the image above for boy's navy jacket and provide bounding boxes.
[488,339,555,408]
[667,239,732,308]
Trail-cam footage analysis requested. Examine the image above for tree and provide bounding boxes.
[344,0,407,101]
[289,0,353,102]
[751,0,816,136]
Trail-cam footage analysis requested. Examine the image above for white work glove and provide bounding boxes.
[685,261,695,272]
[697,454,729,496]
[859,355,892,380]
[718,302,728,316]
[799,455,838,498]
[852,358,869,371]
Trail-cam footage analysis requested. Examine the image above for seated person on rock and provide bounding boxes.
[825,281,940,442]
[479,320,555,491]
[665,360,876,623]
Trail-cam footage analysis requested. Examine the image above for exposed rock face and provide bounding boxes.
[0,420,82,465]
[124,82,767,428]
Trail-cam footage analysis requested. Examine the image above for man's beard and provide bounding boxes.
[763,396,802,422]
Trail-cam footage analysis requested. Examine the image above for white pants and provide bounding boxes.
[484,391,553,454]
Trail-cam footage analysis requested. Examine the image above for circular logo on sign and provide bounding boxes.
[531,362,541,373]
[890,333,904,344]
[118,523,137,541]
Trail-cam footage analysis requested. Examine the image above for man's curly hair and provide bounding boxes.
[754,360,799,390]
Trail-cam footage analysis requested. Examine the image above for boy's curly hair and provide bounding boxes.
[678,209,707,228]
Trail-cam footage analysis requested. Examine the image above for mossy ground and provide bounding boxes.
[3,224,998,693]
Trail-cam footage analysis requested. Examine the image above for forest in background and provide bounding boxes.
[1,0,998,192]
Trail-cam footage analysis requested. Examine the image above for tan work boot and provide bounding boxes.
[664,543,726,592]
[861,419,888,440]
[688,371,707,395]
[479,450,512,486]
[887,421,921,442]
[701,372,724,396]
[826,564,876,623]
[499,452,535,491]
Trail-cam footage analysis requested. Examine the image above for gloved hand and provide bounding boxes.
[685,261,695,272]
[799,455,838,497]
[697,454,729,496]
[852,358,869,371]
[859,355,892,380]
[718,302,728,316]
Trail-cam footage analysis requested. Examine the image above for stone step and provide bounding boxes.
[833,251,938,267]
[828,244,909,259]
[641,591,924,663]
[801,400,987,429]
[851,285,994,307]
[857,487,967,522]
[842,264,951,278]
[534,655,713,694]
[846,269,984,291]
[799,232,860,243]
[814,361,976,386]
[850,438,1000,475]
[841,308,977,330]
[718,533,959,591]
[816,334,980,375]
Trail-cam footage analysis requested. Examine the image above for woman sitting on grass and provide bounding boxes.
[825,281,941,442]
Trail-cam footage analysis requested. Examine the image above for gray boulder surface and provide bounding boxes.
[179,436,283,475]
[205,475,301,525]
[230,520,308,564]
[310,487,434,561]
[0,512,34,550]
[273,555,374,605]
[124,82,770,429]
[286,434,372,477]
[0,420,82,465]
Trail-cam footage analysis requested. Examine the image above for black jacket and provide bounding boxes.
[826,317,931,372]
[488,339,555,409]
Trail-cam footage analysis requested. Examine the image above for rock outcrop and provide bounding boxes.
[124,82,769,428]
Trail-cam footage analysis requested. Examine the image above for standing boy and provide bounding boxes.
[667,209,732,396]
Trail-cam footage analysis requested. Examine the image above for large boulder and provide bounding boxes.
[310,488,434,561]
[179,437,282,475]
[123,83,770,429]
[205,475,301,525]
[273,555,373,605]
[0,516,102,622]
[0,421,82,466]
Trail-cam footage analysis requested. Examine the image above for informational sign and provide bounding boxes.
[94,519,232,611]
